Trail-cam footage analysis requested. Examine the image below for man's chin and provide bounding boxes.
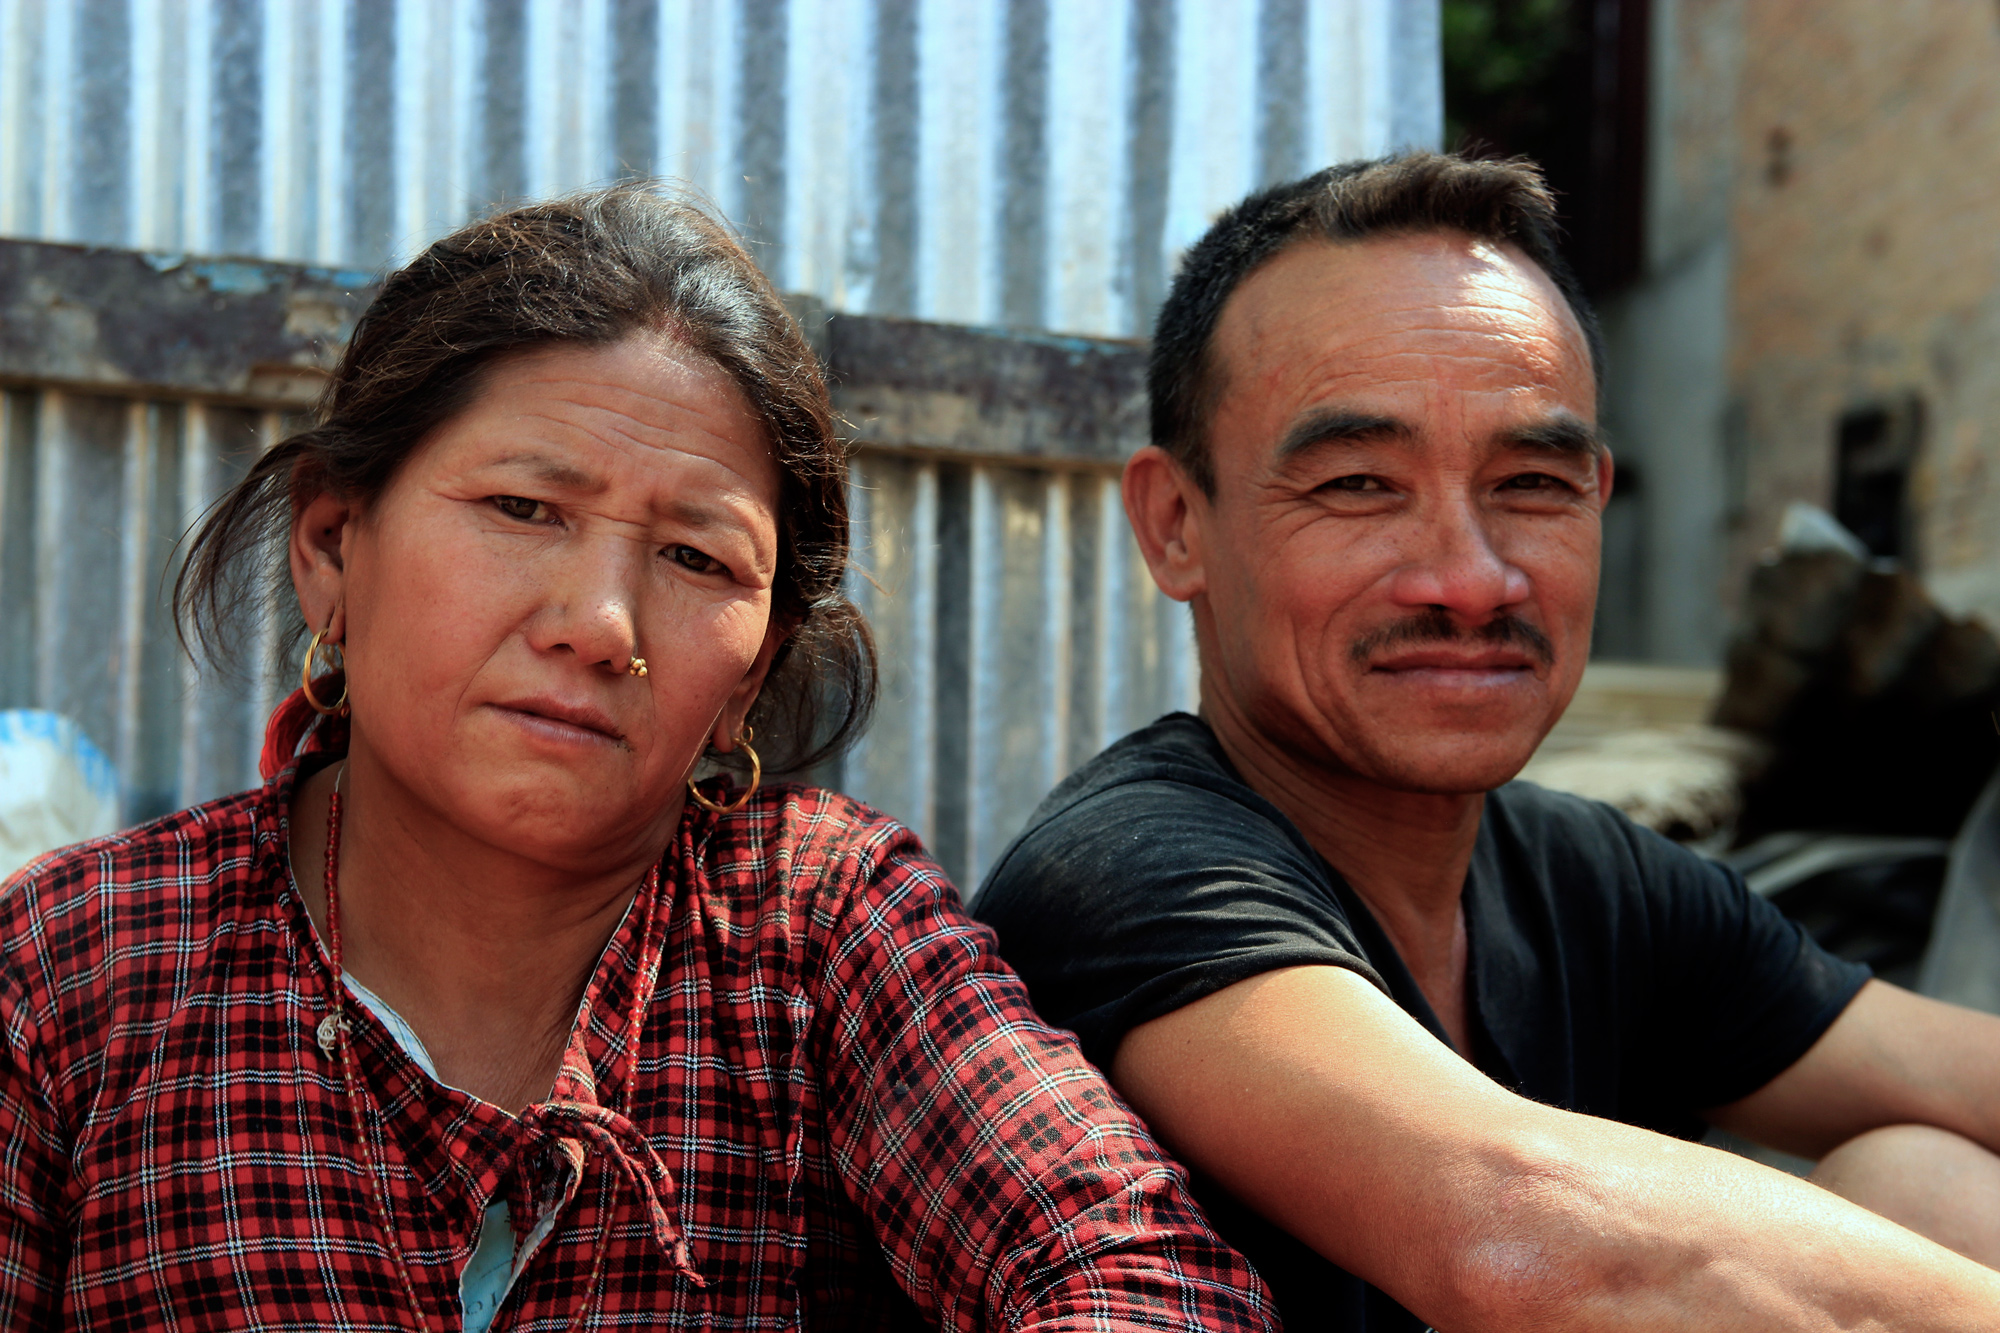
[1345,733,1542,797]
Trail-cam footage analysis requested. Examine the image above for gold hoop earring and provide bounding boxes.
[687,724,761,815]
[301,627,351,717]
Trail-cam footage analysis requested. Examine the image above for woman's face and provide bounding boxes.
[292,332,785,871]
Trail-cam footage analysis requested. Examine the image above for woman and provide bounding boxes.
[0,189,1272,1332]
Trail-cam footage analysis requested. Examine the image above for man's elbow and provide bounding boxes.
[1431,1142,1639,1329]
[1446,1232,1588,1329]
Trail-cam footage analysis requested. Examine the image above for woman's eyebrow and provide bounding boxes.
[488,453,603,491]
[660,496,746,530]
[483,453,754,534]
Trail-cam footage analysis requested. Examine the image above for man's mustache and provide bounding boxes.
[1349,609,1555,666]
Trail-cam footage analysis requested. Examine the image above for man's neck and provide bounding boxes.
[290,746,664,1111]
[1201,689,1484,1051]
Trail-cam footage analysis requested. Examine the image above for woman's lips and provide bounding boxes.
[489,695,625,744]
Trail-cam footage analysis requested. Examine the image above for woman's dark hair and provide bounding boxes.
[1149,151,1603,494]
[176,183,874,773]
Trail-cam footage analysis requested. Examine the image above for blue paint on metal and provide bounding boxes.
[189,262,273,295]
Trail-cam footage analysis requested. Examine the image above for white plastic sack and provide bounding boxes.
[0,711,121,886]
[1918,766,2000,1014]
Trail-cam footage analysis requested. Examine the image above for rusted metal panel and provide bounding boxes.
[0,237,1168,456]
[826,315,1145,466]
[0,238,369,405]
[0,238,1145,458]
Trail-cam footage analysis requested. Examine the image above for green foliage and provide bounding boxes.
[1442,0,1579,154]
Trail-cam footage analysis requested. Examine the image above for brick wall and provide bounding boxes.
[1726,0,2000,624]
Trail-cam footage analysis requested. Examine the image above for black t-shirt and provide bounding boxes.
[973,713,1869,1333]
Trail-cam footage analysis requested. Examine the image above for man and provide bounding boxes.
[974,153,2000,1331]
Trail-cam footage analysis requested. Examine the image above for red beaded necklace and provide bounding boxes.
[311,769,674,1330]
[314,780,438,1333]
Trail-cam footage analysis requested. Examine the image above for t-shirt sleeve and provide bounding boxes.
[975,777,1385,1070]
[1617,818,1871,1113]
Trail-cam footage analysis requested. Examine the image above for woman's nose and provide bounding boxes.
[527,538,646,671]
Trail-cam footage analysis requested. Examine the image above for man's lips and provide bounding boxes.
[491,695,626,742]
[1365,648,1541,674]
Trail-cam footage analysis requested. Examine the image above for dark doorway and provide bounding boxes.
[1832,396,1924,563]
[1442,0,1650,296]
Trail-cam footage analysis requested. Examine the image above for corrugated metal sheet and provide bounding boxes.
[0,0,1439,338]
[0,0,1439,885]
[0,391,297,821]
[845,454,1194,885]
[0,381,1181,886]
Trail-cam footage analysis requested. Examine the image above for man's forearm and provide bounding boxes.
[1436,1112,2000,1332]
[1113,968,2000,1333]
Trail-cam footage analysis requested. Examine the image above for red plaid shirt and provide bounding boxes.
[0,692,1274,1332]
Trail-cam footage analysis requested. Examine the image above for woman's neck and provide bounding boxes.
[289,752,659,1113]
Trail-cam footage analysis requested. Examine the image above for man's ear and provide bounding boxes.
[1122,445,1209,604]
[290,487,361,641]
[1596,444,1617,505]
[710,618,792,752]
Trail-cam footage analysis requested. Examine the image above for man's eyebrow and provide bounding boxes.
[1504,414,1604,456]
[1276,410,1413,459]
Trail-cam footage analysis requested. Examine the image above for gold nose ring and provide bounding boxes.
[628,657,648,677]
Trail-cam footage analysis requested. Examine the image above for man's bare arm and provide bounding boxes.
[1112,965,2000,1331]
[1709,979,2000,1157]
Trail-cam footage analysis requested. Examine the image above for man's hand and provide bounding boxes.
[1113,965,2000,1331]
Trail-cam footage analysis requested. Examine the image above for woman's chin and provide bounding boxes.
[412,764,679,864]
[487,804,663,869]
[410,713,676,819]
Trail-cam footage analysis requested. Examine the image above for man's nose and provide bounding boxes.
[1386,497,1531,618]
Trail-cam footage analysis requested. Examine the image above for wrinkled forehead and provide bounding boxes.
[1211,231,1597,423]
[464,333,780,485]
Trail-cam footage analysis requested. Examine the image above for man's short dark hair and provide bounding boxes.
[1148,151,1605,493]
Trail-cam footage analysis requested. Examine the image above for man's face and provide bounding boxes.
[1180,231,1608,794]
